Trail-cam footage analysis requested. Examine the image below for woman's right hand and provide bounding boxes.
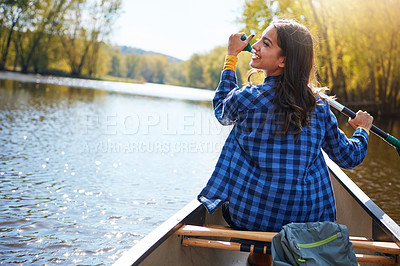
[227,33,254,57]
[348,110,373,131]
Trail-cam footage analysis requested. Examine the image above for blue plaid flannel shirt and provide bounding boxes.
[198,70,369,232]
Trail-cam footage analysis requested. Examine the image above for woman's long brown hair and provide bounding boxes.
[263,20,319,139]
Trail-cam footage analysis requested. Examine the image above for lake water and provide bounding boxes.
[0,72,399,265]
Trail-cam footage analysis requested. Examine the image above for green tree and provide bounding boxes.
[110,54,121,76]
[59,0,121,77]
[14,0,69,73]
[187,54,205,88]
[203,46,226,89]
[237,0,275,34]
[86,40,101,77]
[152,55,168,84]
[0,0,30,70]
[165,61,186,86]
[125,53,141,79]
[139,55,168,83]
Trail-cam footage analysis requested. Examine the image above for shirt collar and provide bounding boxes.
[263,75,281,84]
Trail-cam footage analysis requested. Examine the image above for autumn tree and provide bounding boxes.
[125,53,141,80]
[138,55,168,83]
[238,0,400,114]
[59,0,121,77]
[0,0,30,70]
[14,0,69,73]
[186,54,205,89]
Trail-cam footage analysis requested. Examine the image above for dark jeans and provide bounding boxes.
[222,202,247,230]
[221,202,272,254]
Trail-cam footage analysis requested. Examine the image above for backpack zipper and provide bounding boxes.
[297,232,342,248]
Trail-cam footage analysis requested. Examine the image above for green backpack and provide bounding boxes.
[271,221,357,265]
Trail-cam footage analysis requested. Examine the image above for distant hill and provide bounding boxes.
[117,46,183,63]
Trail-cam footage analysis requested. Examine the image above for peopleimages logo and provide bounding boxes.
[19,111,231,155]
[82,112,230,136]
[77,111,231,154]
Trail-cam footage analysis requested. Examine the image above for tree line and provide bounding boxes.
[1,0,399,115]
[106,46,251,90]
[0,0,243,88]
[0,0,121,77]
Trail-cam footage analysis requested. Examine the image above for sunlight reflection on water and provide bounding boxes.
[0,75,230,265]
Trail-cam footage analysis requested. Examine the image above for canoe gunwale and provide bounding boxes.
[324,153,400,246]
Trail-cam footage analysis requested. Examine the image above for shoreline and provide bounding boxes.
[0,70,214,102]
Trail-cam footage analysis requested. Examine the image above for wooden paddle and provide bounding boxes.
[319,92,400,157]
[175,225,400,255]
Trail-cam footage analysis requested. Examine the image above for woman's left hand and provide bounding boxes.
[227,33,254,57]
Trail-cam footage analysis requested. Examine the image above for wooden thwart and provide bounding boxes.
[175,225,400,255]
[182,238,269,254]
[355,254,396,265]
[176,225,275,242]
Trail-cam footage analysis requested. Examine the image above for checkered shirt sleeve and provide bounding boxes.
[322,107,369,169]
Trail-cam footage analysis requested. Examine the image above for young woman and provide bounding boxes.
[198,19,373,233]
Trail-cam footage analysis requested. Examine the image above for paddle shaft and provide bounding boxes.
[319,92,400,155]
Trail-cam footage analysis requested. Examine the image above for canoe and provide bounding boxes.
[114,153,400,265]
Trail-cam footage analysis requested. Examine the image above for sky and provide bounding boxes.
[111,0,245,61]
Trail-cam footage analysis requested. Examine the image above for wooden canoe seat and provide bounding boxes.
[175,225,400,265]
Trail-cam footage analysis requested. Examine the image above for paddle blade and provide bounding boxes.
[385,135,400,157]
